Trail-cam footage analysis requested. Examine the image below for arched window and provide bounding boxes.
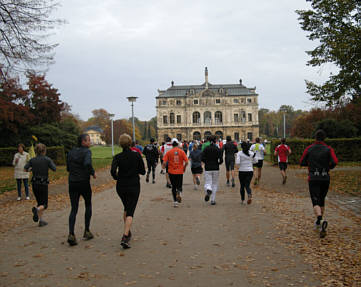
[204,111,212,124]
[215,131,223,139]
[204,131,212,139]
[170,112,175,124]
[215,111,222,124]
[193,131,201,140]
[193,111,200,124]
[163,134,169,141]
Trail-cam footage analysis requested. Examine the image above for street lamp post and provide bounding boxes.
[279,107,287,138]
[127,97,138,142]
[109,114,115,156]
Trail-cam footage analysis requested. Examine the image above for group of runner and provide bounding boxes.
[14,128,337,249]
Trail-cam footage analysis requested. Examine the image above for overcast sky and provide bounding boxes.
[47,0,333,121]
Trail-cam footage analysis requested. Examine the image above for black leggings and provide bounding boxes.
[238,171,253,201]
[146,160,157,179]
[68,181,92,235]
[168,173,183,202]
[116,182,140,217]
[309,180,329,207]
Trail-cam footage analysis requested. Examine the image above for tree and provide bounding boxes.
[0,0,63,75]
[296,0,361,106]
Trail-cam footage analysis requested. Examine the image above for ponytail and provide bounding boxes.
[241,142,250,156]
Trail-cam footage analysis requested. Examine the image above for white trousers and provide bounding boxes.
[204,170,219,202]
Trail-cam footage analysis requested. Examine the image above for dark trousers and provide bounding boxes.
[309,180,330,207]
[168,173,183,202]
[116,182,140,217]
[146,160,157,179]
[68,181,92,235]
[32,183,48,209]
[238,171,253,201]
[16,178,29,197]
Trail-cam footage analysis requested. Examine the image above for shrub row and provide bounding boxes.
[270,138,361,165]
[0,146,66,166]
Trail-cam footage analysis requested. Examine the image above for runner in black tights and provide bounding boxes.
[143,138,159,184]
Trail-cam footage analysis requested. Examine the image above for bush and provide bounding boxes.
[0,146,65,166]
[315,119,358,138]
[270,138,361,164]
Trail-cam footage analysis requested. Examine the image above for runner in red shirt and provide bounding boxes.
[274,138,292,184]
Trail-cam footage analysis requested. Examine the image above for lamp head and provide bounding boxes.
[127,96,138,103]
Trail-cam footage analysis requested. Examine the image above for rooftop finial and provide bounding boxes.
[239,78,242,85]
[205,67,209,89]
[171,80,174,87]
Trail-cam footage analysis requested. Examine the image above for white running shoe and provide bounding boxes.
[173,202,179,208]
[26,196,30,200]
[17,197,21,201]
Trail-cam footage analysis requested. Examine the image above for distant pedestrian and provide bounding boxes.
[160,137,173,188]
[111,134,146,249]
[235,142,256,205]
[201,135,223,205]
[182,140,188,156]
[143,138,159,184]
[135,141,143,153]
[189,143,203,190]
[13,143,30,201]
[66,134,96,246]
[274,138,292,184]
[131,141,142,155]
[222,136,238,187]
[24,143,56,227]
[300,130,338,238]
[250,137,266,185]
[162,139,188,207]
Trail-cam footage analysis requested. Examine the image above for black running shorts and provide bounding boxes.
[308,180,330,207]
[225,157,235,171]
[32,183,48,209]
[253,160,263,168]
[191,166,203,175]
[278,162,287,170]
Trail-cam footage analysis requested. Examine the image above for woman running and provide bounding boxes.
[111,134,145,249]
[235,142,256,205]
[189,143,203,190]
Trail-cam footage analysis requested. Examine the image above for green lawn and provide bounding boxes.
[90,145,122,159]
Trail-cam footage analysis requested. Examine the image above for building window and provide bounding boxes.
[240,111,246,122]
[234,132,239,141]
[234,114,239,122]
[241,98,245,103]
[233,99,239,103]
[247,98,252,103]
[163,115,168,124]
[162,100,167,105]
[247,132,253,141]
[177,115,181,124]
[176,100,182,105]
[215,131,223,139]
[216,99,221,104]
[204,131,212,139]
[204,111,212,124]
[193,99,199,105]
[219,88,224,94]
[190,89,195,95]
[193,111,200,124]
[248,113,252,122]
[193,131,201,140]
[215,111,222,124]
[170,113,175,124]
[177,134,182,141]
[163,134,169,141]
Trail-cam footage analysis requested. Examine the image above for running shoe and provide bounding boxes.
[226,180,230,187]
[320,220,328,238]
[231,178,235,187]
[194,185,198,190]
[121,234,131,249]
[241,200,245,205]
[32,207,39,222]
[17,197,21,201]
[176,191,182,203]
[152,179,155,184]
[211,201,216,205]
[83,230,94,240]
[247,194,252,205]
[282,175,287,185]
[173,201,179,208]
[166,183,172,189]
[146,174,149,183]
[67,234,78,246]
[196,176,200,185]
[38,220,48,227]
[205,189,212,202]
[26,196,30,200]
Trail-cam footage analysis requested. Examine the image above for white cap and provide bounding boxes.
[172,138,179,144]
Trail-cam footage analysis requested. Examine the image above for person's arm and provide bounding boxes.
[24,159,31,171]
[329,147,338,169]
[288,146,292,155]
[274,146,278,157]
[218,148,223,165]
[137,154,146,175]
[182,150,188,172]
[110,156,118,180]
[300,146,310,166]
[48,158,56,172]
[84,149,96,178]
[161,153,168,169]
[235,152,240,169]
[12,153,18,166]
[262,145,266,155]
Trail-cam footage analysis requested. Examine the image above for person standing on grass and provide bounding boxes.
[13,143,30,201]
[66,134,96,246]
[24,143,56,227]
[143,138,159,184]
[189,143,203,190]
[222,136,238,187]
[274,138,292,184]
[201,135,223,205]
[250,137,266,186]
[162,139,188,207]
[300,129,338,238]
[235,142,256,205]
[111,134,145,249]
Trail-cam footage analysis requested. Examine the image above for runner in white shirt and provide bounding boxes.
[161,137,173,188]
[249,137,266,186]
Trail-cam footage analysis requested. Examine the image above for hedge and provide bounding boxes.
[0,146,66,166]
[270,138,361,165]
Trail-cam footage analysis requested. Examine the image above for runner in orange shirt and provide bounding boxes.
[162,139,188,207]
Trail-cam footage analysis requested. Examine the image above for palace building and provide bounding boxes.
[156,68,259,142]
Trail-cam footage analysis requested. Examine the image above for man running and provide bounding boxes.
[222,136,238,187]
[143,138,159,184]
[162,139,188,207]
[160,137,173,188]
[201,135,223,205]
[274,138,292,184]
[250,137,266,185]
[300,130,338,238]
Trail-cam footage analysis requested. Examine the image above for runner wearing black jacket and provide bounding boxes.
[300,129,338,238]
[143,138,159,184]
[222,136,238,187]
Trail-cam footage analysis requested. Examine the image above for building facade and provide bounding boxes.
[156,68,259,143]
[84,126,106,145]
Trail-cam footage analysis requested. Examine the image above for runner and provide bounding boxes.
[274,138,292,184]
[300,129,338,238]
[162,139,188,207]
[24,143,56,227]
[66,134,96,246]
[201,135,223,205]
[159,142,165,174]
[111,134,146,249]
[235,142,256,205]
[182,140,188,156]
[142,138,159,184]
[250,137,266,185]
[188,143,203,190]
[130,141,142,155]
[222,136,238,187]
[160,137,173,188]
[201,136,211,151]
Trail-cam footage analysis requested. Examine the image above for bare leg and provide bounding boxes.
[226,171,230,181]
[37,205,45,220]
[192,174,197,185]
[313,205,322,217]
[231,169,236,180]
[165,173,171,185]
[257,168,262,182]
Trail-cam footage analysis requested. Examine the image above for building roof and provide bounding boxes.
[84,126,103,133]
